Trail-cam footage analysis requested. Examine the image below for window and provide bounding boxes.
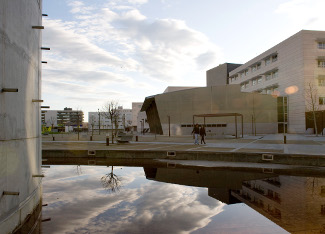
[322,205,325,215]
[272,54,278,62]
[241,83,245,90]
[257,77,262,84]
[251,63,261,72]
[265,70,278,80]
[245,69,249,75]
[265,57,271,65]
[318,42,325,49]
[318,60,325,68]
[320,97,325,105]
[272,70,278,78]
[321,186,325,195]
[319,79,325,86]
[252,79,257,86]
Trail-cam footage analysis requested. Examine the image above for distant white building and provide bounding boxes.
[88,106,132,131]
[132,102,149,133]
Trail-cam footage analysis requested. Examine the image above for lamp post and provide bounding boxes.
[167,115,170,137]
[98,108,101,135]
[142,119,145,135]
[140,120,143,135]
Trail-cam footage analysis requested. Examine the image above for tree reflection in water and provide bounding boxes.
[101,166,122,193]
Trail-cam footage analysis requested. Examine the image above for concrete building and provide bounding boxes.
[206,63,242,86]
[42,107,84,130]
[141,85,278,136]
[227,30,325,134]
[0,0,43,232]
[132,102,149,133]
[142,30,325,135]
[88,106,132,132]
[163,86,200,93]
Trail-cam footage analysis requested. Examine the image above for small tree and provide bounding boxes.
[47,116,56,140]
[305,82,319,136]
[90,114,95,138]
[102,101,120,143]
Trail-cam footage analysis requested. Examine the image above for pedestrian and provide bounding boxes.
[200,125,206,144]
[191,123,200,145]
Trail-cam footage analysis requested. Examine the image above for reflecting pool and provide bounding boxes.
[41,160,325,233]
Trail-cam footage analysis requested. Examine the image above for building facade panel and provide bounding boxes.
[153,85,277,136]
[0,0,43,232]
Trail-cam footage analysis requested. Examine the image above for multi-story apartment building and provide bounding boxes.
[227,30,325,134]
[88,106,132,132]
[42,107,84,128]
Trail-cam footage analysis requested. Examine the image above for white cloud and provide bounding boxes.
[42,0,222,113]
[275,0,325,29]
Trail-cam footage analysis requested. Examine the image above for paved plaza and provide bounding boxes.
[42,133,325,156]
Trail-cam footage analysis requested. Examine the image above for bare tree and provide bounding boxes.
[101,166,121,193]
[305,82,319,136]
[47,116,56,141]
[102,101,120,143]
[90,114,95,139]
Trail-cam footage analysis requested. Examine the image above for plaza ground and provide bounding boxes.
[42,133,325,156]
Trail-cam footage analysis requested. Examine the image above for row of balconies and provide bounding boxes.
[229,53,278,82]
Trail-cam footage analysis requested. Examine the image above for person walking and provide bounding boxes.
[191,123,200,145]
[200,125,206,144]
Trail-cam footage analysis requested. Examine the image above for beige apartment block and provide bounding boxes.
[228,30,325,134]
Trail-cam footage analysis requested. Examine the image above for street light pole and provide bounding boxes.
[142,119,145,135]
[98,108,101,135]
[167,115,170,137]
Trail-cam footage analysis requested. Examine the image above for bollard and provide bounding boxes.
[106,136,109,146]
[136,136,138,142]
[90,136,92,141]
[284,135,286,144]
[52,136,55,141]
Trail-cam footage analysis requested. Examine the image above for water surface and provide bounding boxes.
[41,162,325,233]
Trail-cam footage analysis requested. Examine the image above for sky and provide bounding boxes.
[42,0,325,121]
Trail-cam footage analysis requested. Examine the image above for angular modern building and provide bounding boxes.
[0,0,43,232]
[142,85,279,136]
[142,30,325,135]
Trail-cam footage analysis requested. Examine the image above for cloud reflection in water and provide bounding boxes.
[42,166,224,234]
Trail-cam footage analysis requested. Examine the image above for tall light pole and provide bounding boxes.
[167,115,170,137]
[140,120,143,135]
[98,108,101,135]
[142,118,145,135]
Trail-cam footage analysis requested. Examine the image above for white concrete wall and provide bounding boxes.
[0,0,42,232]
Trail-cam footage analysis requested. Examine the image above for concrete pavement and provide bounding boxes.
[42,133,325,156]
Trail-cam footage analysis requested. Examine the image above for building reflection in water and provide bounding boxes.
[144,166,325,233]
[42,158,325,233]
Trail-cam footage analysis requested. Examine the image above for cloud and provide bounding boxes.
[41,0,223,114]
[42,166,225,234]
[275,0,325,29]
